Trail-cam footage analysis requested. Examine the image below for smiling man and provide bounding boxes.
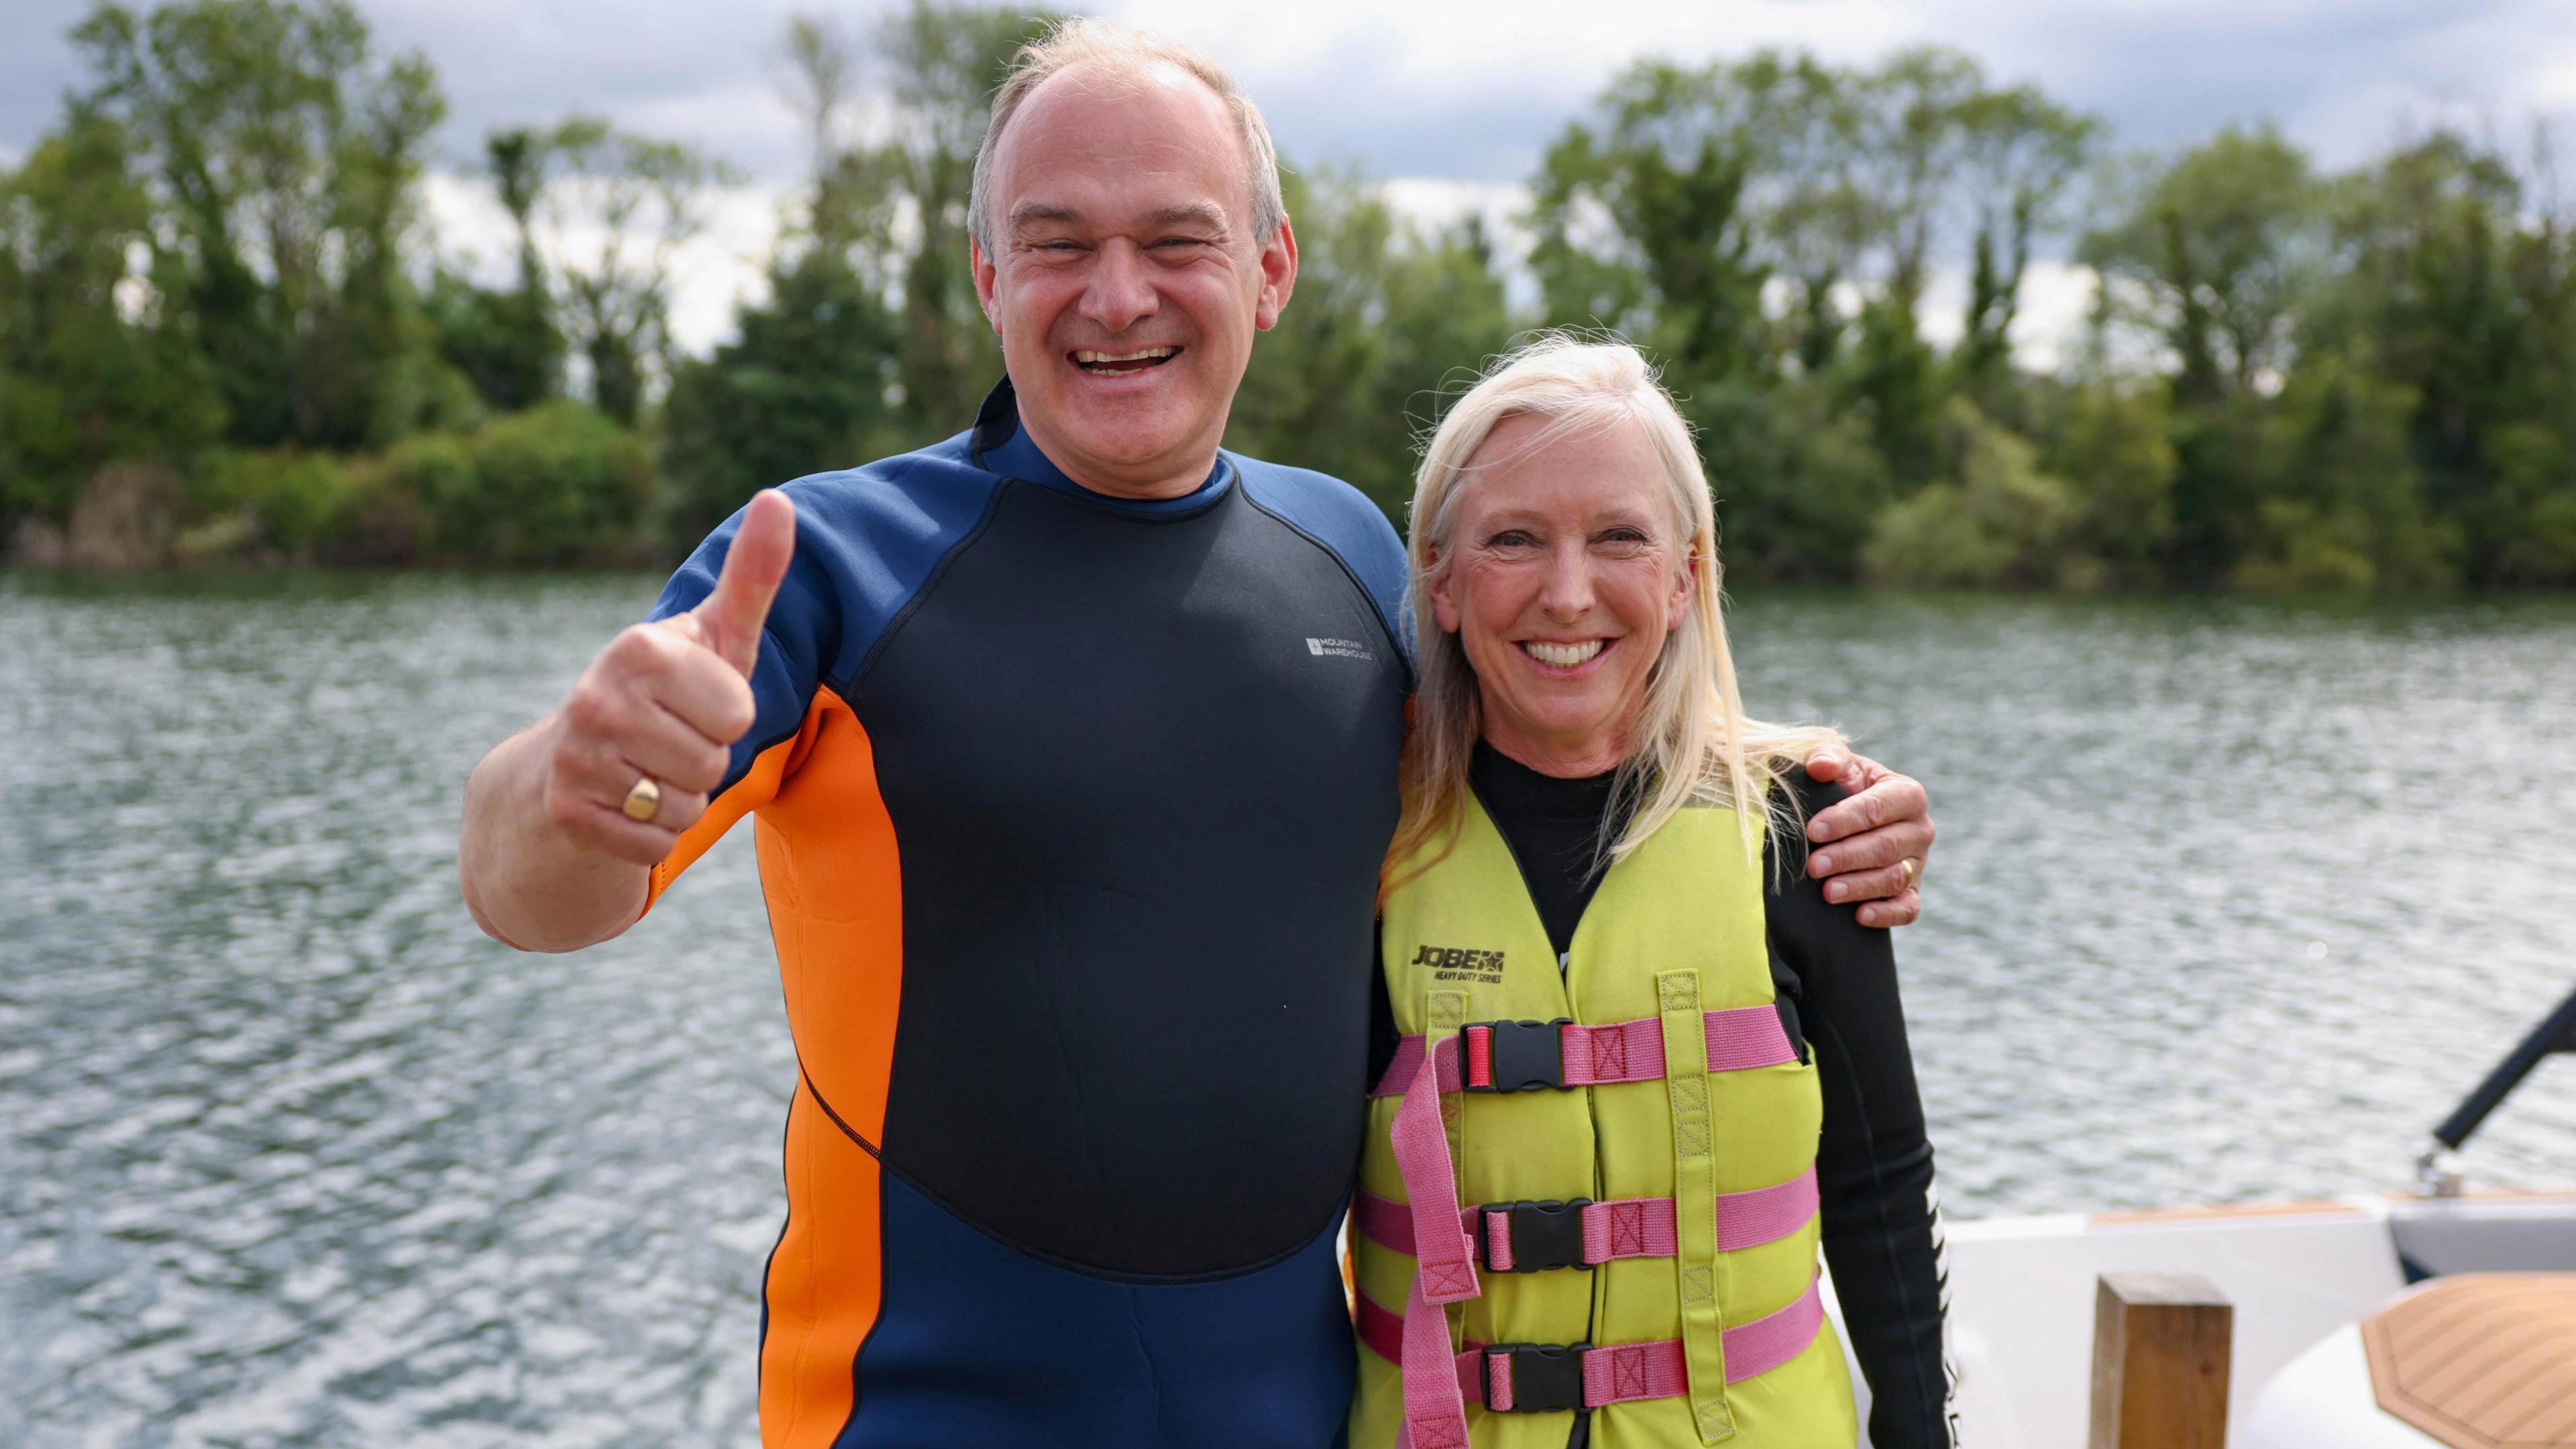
[457,20,1935,1449]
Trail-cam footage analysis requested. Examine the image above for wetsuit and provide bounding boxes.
[642,379,1409,1449]
[1368,746,1955,1448]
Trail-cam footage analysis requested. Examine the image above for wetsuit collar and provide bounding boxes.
[969,376,1233,514]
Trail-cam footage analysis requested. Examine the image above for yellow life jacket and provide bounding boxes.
[1351,792,1858,1449]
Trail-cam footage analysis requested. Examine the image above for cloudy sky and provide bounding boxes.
[9,0,2576,354]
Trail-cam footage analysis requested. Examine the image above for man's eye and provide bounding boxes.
[1150,236,1209,251]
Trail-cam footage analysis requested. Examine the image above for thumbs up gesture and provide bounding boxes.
[542,490,797,863]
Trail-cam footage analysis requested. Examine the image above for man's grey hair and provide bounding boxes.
[966,17,1288,256]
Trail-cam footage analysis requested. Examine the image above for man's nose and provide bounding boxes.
[1077,240,1159,334]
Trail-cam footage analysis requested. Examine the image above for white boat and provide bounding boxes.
[1837,986,2576,1448]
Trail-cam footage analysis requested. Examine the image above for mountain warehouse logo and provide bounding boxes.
[1411,943,1506,984]
[1306,637,1375,661]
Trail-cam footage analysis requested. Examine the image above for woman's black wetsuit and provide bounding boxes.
[1371,744,1955,1448]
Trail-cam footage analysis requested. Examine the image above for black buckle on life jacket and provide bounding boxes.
[1481,1198,1593,1273]
[1481,1342,1590,1413]
[1466,1018,1573,1093]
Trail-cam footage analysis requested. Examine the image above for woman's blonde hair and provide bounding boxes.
[1387,334,1842,888]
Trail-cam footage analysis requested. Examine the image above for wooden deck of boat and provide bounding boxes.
[2364,1273,2576,1448]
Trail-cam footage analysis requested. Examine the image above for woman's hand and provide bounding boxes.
[1800,747,1934,928]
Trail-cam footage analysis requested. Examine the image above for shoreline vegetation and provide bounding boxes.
[5,2,2575,592]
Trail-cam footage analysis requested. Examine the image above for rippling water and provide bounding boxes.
[3,574,2572,1445]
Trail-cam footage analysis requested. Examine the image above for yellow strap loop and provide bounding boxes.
[1659,968,1736,1443]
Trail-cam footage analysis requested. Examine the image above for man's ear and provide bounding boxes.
[1253,215,1299,332]
[971,239,1002,335]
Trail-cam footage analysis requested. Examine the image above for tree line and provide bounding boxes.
[5,0,2575,590]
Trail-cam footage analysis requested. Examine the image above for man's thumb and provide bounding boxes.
[690,490,796,676]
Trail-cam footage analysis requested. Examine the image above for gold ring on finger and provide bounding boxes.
[1898,857,1917,890]
[621,775,663,822]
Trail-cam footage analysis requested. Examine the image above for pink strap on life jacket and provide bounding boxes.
[1371,1004,1803,1446]
[1356,1273,1827,1411]
[1352,1163,1819,1267]
[1387,1031,1479,1449]
[1370,1005,1797,1097]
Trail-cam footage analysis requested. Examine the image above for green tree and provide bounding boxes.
[2046,381,2178,586]
[2235,345,2459,592]
[869,1,1064,432]
[1230,166,1515,520]
[1528,60,1772,380]
[1862,399,2083,587]
[1953,86,2098,402]
[660,253,904,541]
[539,116,731,425]
[387,399,652,565]
[0,109,221,524]
[1735,53,1875,376]
[2309,132,2551,584]
[2084,126,2320,405]
[1693,376,1894,581]
[70,0,449,450]
[2084,125,2322,581]
[428,127,565,414]
[2487,422,2576,584]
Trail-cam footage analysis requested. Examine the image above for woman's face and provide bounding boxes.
[1429,412,1696,775]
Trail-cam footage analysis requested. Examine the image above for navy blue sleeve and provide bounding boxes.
[1233,457,1412,670]
[645,453,1004,797]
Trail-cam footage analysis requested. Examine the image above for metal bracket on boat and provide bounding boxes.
[2412,1145,2464,1199]
[2416,983,2576,1197]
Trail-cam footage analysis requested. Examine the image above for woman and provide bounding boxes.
[1352,338,1949,1449]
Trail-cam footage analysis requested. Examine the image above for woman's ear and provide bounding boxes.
[1424,545,1463,635]
[1668,547,1699,631]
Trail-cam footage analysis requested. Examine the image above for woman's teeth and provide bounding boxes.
[1521,639,1605,667]
[1074,346,1178,373]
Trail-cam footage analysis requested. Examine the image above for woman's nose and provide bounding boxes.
[1538,547,1595,619]
[1077,240,1159,334]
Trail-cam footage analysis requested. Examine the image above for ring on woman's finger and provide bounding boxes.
[621,775,663,822]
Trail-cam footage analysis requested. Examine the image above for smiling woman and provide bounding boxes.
[1356,336,1952,1449]
[1393,335,1841,877]
[1426,408,1693,778]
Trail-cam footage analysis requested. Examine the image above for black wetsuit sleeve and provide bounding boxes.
[1767,776,1953,1449]
[1368,933,1398,1090]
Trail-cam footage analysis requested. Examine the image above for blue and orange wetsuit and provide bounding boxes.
[641,379,1410,1448]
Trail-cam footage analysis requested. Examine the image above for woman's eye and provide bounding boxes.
[1489,531,1535,549]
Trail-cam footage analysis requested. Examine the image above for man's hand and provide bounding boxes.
[539,490,797,863]
[460,490,795,951]
[1800,745,1933,928]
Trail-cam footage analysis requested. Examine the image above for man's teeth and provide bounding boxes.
[1074,347,1177,365]
[1521,640,1605,667]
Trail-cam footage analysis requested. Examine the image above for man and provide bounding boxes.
[458,21,1935,1449]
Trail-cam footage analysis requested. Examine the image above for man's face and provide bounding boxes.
[972,63,1297,498]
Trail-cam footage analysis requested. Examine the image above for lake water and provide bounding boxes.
[3,574,2572,1445]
